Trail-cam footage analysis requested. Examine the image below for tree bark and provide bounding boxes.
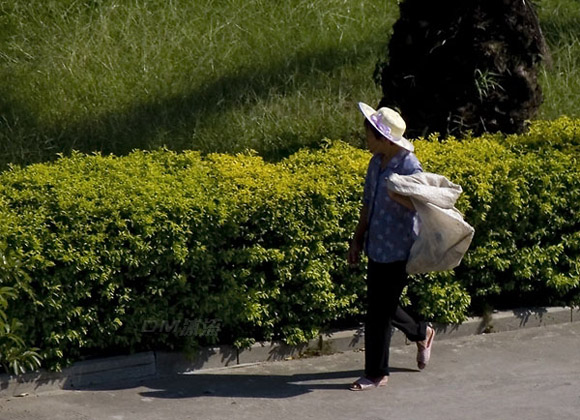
[377,0,550,138]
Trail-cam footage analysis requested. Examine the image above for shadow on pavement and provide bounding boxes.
[80,366,419,400]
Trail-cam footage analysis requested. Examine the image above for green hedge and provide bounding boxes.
[412,117,580,317]
[0,118,578,371]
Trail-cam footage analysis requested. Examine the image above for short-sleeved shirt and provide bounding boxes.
[363,150,423,263]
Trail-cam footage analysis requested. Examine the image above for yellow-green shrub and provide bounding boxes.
[414,117,580,313]
[0,118,578,371]
[0,143,371,370]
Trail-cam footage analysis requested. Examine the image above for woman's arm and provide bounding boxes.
[388,190,415,211]
[347,203,369,265]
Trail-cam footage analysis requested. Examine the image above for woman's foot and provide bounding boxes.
[417,326,435,370]
[349,375,389,391]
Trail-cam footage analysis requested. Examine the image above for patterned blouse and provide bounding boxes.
[363,150,423,264]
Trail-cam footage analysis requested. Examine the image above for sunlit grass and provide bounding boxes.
[537,0,580,120]
[0,0,394,166]
[0,0,578,168]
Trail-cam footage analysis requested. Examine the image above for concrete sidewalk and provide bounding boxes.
[1,321,579,420]
[1,306,575,397]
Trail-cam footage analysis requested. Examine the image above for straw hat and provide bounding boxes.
[358,102,414,152]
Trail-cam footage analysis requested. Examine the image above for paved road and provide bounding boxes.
[1,322,579,420]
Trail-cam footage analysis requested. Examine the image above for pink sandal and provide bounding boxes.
[349,376,389,391]
[417,326,435,370]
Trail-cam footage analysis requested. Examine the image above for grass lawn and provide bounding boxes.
[1,0,579,168]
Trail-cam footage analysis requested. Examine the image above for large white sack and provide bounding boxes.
[387,173,475,274]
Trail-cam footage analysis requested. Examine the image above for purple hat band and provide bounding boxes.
[370,114,396,139]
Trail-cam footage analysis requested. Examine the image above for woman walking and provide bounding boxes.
[347,102,435,391]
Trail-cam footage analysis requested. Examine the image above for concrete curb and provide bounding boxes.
[1,306,577,397]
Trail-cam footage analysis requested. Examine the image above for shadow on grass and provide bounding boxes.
[0,36,383,169]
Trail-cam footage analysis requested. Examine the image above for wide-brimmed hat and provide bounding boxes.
[358,102,414,152]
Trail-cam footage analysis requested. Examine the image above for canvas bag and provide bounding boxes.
[387,172,475,274]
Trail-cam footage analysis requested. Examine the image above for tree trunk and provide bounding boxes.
[377,0,549,139]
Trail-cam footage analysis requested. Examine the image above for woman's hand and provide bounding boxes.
[347,239,363,266]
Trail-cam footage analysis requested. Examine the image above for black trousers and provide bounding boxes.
[365,259,427,378]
